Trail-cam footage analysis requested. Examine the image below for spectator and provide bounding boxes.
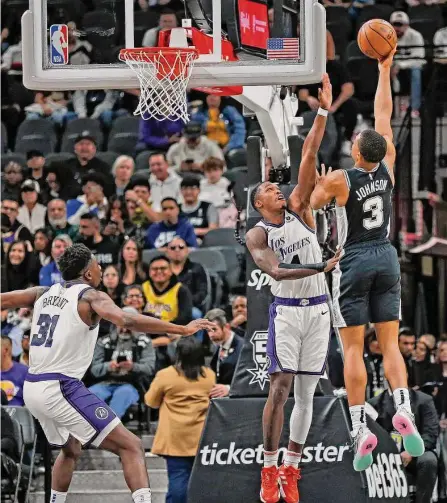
[144,337,215,503]
[33,228,52,266]
[118,238,148,286]
[1,162,23,201]
[67,172,109,226]
[413,339,437,389]
[45,162,80,201]
[77,213,120,269]
[191,95,246,153]
[369,389,439,503]
[101,265,125,308]
[434,26,447,60]
[46,198,79,240]
[112,155,135,197]
[136,116,183,152]
[229,296,247,338]
[419,334,437,362]
[200,157,232,208]
[125,176,161,226]
[434,341,447,421]
[39,235,72,286]
[167,236,209,316]
[89,306,156,419]
[145,198,198,249]
[26,150,48,198]
[67,21,93,66]
[391,11,425,117]
[102,196,130,244]
[122,284,146,313]
[142,9,179,47]
[142,256,193,325]
[167,122,225,173]
[297,59,356,155]
[65,132,114,194]
[72,90,125,128]
[1,38,22,73]
[205,308,244,397]
[364,328,386,399]
[24,90,70,124]
[3,240,39,292]
[399,328,416,386]
[13,331,30,366]
[1,199,32,252]
[148,153,182,211]
[0,335,28,405]
[17,179,46,233]
[180,176,219,238]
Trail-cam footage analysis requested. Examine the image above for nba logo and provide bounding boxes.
[50,24,68,65]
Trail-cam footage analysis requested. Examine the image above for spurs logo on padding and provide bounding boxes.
[247,330,270,390]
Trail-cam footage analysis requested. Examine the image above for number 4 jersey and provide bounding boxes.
[336,161,393,248]
[29,283,99,380]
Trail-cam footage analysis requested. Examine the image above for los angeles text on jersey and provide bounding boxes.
[269,236,311,261]
[199,442,350,466]
[42,296,69,309]
[356,179,389,201]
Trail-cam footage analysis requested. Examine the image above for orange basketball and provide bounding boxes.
[357,19,397,60]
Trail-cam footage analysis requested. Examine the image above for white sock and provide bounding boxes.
[349,405,366,435]
[263,449,279,468]
[132,488,152,503]
[284,450,301,469]
[50,490,67,503]
[393,388,411,411]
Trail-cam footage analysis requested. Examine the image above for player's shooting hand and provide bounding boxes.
[379,47,397,70]
[324,247,342,272]
[183,319,215,336]
[318,73,332,110]
[210,384,230,398]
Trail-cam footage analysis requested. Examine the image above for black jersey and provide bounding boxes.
[336,161,393,248]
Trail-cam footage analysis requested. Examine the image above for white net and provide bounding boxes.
[119,48,198,123]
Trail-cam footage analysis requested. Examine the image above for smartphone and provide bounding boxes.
[117,355,127,363]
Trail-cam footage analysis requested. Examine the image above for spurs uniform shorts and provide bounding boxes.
[266,295,331,375]
[24,373,120,448]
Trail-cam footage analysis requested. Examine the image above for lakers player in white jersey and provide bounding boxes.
[0,244,214,503]
[246,74,340,503]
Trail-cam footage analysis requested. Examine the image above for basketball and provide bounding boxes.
[357,19,397,60]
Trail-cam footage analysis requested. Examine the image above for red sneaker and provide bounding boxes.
[260,466,280,503]
[278,464,301,503]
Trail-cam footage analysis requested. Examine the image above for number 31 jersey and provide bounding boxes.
[336,161,393,248]
[29,283,99,380]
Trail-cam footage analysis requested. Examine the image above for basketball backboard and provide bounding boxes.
[22,0,326,90]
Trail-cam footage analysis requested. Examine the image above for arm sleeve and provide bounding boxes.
[420,397,439,452]
[208,141,225,160]
[206,203,219,226]
[139,119,170,149]
[72,90,87,118]
[144,225,156,249]
[166,144,181,169]
[90,342,111,378]
[144,371,165,408]
[184,224,198,248]
[132,338,156,378]
[172,285,193,325]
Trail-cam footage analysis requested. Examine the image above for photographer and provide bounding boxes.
[89,307,156,419]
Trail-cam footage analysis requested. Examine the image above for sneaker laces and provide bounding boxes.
[283,465,301,483]
[396,405,415,421]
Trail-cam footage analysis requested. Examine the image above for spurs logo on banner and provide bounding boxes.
[247,331,270,390]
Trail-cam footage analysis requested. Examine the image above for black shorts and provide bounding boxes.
[332,241,401,327]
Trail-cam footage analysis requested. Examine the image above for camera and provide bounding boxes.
[269,164,291,185]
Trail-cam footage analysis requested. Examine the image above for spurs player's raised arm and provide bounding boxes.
[1,286,48,309]
[83,289,214,336]
[246,226,341,281]
[310,164,348,210]
[288,73,332,228]
[374,48,397,183]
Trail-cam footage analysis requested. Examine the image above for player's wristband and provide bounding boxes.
[317,107,328,117]
[278,261,327,273]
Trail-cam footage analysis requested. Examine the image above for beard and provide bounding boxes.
[49,217,67,228]
[79,235,95,248]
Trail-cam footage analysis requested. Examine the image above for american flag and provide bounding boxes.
[267,38,299,60]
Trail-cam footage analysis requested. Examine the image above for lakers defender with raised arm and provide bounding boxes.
[0,244,214,503]
[310,49,424,472]
[246,74,341,503]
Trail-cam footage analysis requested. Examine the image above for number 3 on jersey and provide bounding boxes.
[31,314,60,347]
[363,195,384,230]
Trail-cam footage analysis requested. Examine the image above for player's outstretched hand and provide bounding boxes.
[378,47,397,70]
[318,73,332,110]
[183,319,215,336]
[315,163,332,186]
[324,247,342,272]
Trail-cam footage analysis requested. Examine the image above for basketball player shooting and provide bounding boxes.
[0,244,214,503]
[246,74,341,503]
[310,49,424,472]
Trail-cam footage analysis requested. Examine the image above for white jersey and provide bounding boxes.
[28,283,99,379]
[256,210,326,299]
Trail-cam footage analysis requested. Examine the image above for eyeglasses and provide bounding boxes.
[127,293,143,299]
[150,266,169,272]
[168,244,186,251]
[2,206,18,212]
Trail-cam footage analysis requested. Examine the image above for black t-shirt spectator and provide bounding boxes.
[297,60,351,101]
[176,258,208,311]
[78,236,120,269]
[65,157,114,197]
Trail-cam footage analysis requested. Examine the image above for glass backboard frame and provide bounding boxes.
[22,0,326,91]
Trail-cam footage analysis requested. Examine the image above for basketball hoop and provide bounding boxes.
[119,47,199,123]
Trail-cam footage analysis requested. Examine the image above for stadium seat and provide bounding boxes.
[210,245,243,291]
[107,116,140,155]
[142,249,166,264]
[356,5,394,33]
[45,152,76,165]
[201,228,242,249]
[96,151,121,169]
[14,119,57,155]
[226,148,247,169]
[2,122,8,152]
[189,248,227,307]
[1,153,26,171]
[60,118,104,153]
[135,150,155,172]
